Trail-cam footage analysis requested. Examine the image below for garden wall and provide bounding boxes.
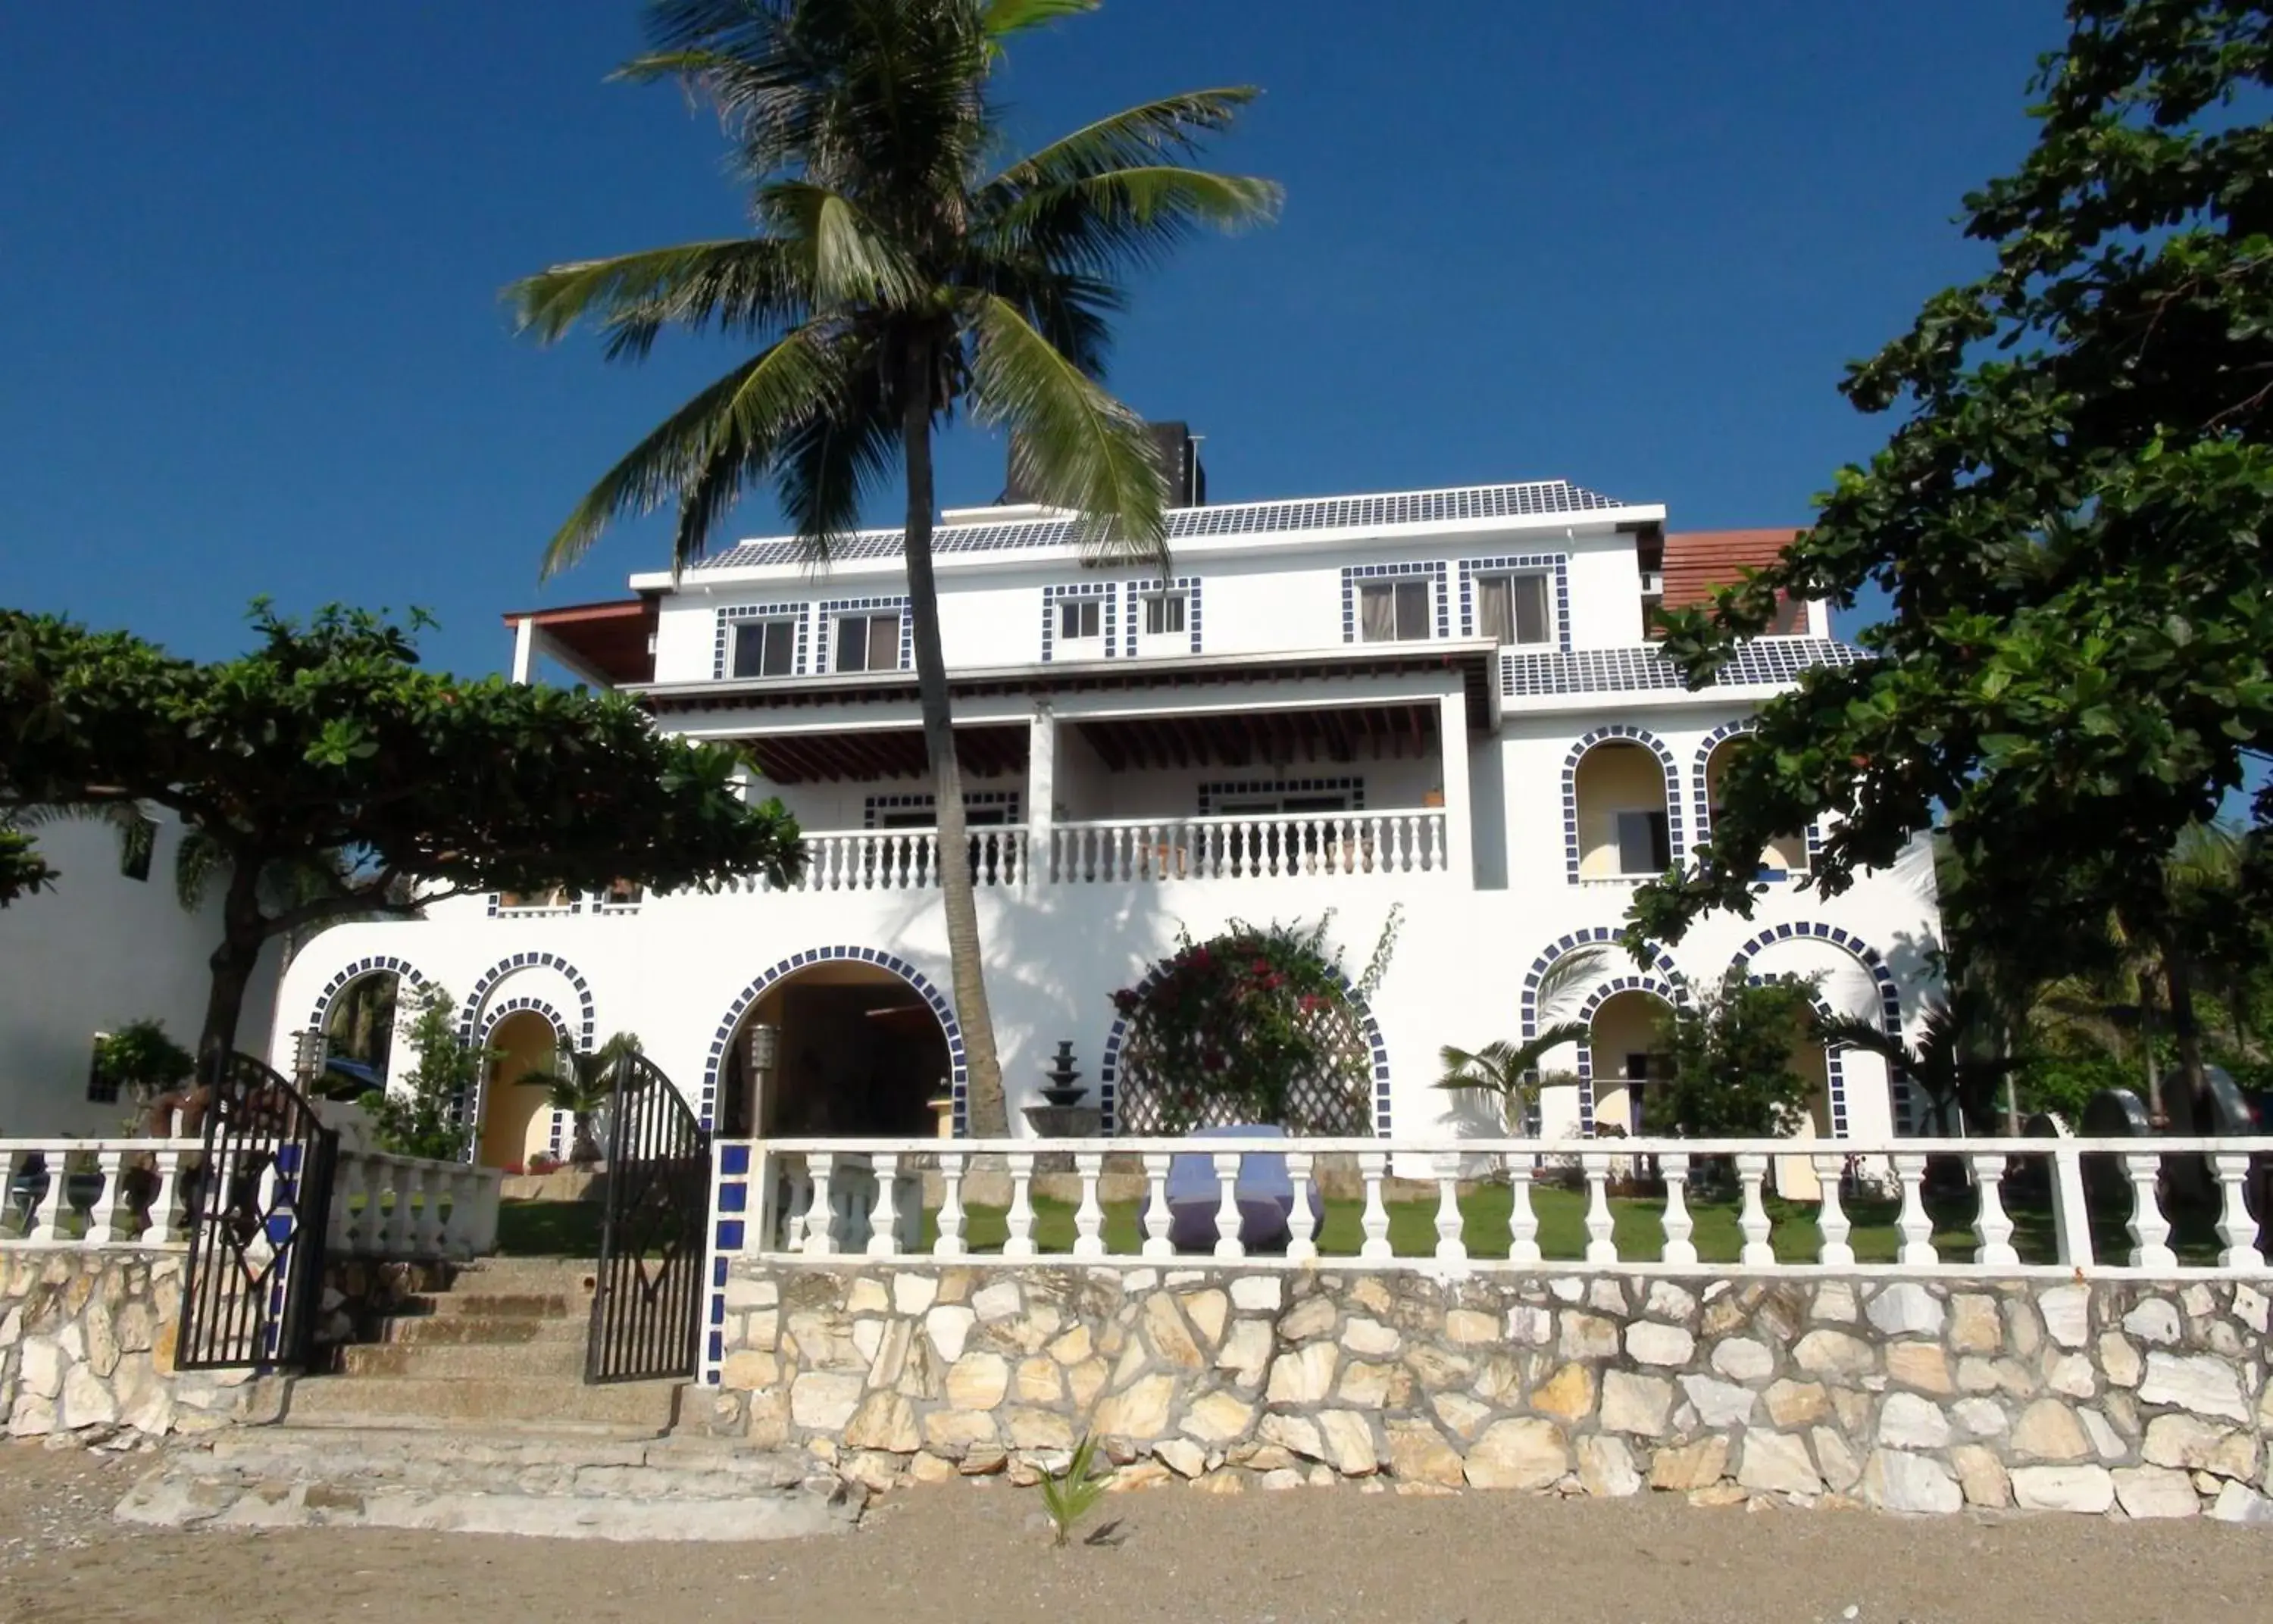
[0,1250,277,1438]
[705,1260,2273,1521]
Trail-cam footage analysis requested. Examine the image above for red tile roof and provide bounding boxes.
[1661,529,1803,610]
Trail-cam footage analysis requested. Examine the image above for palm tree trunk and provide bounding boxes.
[899,342,1007,1136]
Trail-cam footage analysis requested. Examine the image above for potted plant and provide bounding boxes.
[521,1032,643,1167]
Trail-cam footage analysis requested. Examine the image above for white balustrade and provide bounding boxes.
[702,1135,2273,1279]
[746,826,1029,894]
[0,1140,190,1251]
[1049,809,1450,884]
[324,1151,502,1263]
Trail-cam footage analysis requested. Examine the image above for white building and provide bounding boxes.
[270,445,1940,1177]
[0,810,279,1137]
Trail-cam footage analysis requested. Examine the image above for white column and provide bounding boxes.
[510,617,537,685]
[1028,701,1056,883]
[1436,689,1474,886]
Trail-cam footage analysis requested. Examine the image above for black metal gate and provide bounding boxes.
[586,1051,710,1384]
[175,1051,339,1372]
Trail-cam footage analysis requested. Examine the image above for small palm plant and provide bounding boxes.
[1036,1432,1112,1547]
[521,1032,644,1166]
[1434,946,1605,1133]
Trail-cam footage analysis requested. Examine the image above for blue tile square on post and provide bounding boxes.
[721,1144,750,1176]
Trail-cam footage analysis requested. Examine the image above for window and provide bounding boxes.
[834,612,901,673]
[730,619,796,679]
[596,878,644,907]
[1143,592,1187,636]
[1615,810,1672,875]
[498,885,572,912]
[1358,579,1431,642]
[120,814,157,882]
[1058,599,1102,642]
[1475,573,1551,646]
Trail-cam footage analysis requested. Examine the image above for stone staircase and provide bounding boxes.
[118,1257,861,1541]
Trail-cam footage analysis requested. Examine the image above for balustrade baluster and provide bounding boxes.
[1286,1151,1318,1263]
[935,1153,966,1259]
[1358,1151,1392,1260]
[146,1148,187,1247]
[2124,1151,2177,1270]
[329,1157,363,1254]
[1072,1153,1106,1259]
[1891,1154,1935,1266]
[1507,1154,1541,1263]
[1142,1154,1174,1258]
[2213,1154,2264,1270]
[1212,1152,1246,1260]
[83,1149,125,1246]
[24,1150,67,1244]
[783,1167,813,1251]
[1425,815,1444,873]
[1659,1153,1698,1265]
[1004,1152,1038,1259]
[381,1159,417,1255]
[1969,1152,2018,1266]
[867,1154,901,1258]
[803,1155,837,1256]
[1735,1153,1774,1266]
[1812,1155,1854,1266]
[412,1163,446,1256]
[1431,1153,1466,1263]
[1582,1153,1617,1263]
[1391,817,1410,873]
[2047,1145,2095,1270]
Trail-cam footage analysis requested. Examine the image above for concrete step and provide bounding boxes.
[374,1313,587,1348]
[119,1425,861,1542]
[336,1338,589,1382]
[452,1257,602,1291]
[396,1291,582,1321]
[280,1373,684,1431]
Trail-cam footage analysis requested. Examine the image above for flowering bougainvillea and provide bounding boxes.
[1111,910,1399,1135]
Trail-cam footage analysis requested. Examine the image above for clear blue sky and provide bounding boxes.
[0,0,2066,677]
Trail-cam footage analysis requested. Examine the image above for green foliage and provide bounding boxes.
[365,985,485,1163]
[1036,1432,1111,1547]
[1628,2,2273,991]
[1108,911,1396,1133]
[1433,946,1605,1133]
[0,823,57,904]
[2013,1042,2135,1125]
[92,1020,196,1100]
[1813,989,2020,1135]
[519,1032,645,1166]
[0,603,804,1056]
[1648,979,1821,1137]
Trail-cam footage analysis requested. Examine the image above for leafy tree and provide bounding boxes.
[1814,990,2021,1135]
[1631,2,2273,1095]
[1434,947,1606,1133]
[509,0,1278,1133]
[0,823,58,904]
[92,1020,199,1114]
[1647,979,1821,1138]
[367,985,485,1162]
[0,603,803,1060]
[519,1032,646,1166]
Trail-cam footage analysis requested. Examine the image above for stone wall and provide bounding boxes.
[0,1250,274,1438]
[705,1262,2273,1521]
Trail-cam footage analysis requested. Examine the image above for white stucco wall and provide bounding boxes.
[0,814,280,1136]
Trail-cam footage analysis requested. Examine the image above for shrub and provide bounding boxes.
[366,984,484,1161]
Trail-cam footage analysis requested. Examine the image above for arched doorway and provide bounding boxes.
[1700,732,1809,876]
[317,969,408,1093]
[717,960,953,1138]
[477,1010,563,1170]
[1570,736,1674,880]
[1586,986,1675,1137]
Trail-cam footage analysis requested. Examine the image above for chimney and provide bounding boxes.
[1004,420,1206,509]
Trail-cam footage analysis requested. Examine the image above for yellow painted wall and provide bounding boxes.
[1574,743,1667,878]
[1705,746,1809,873]
[477,1011,558,1170]
[1774,1042,1834,1200]
[1588,989,1668,1133]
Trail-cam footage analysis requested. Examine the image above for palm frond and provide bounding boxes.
[505,239,811,364]
[174,829,228,911]
[986,165,1281,280]
[755,183,924,308]
[965,293,1167,568]
[983,0,1098,42]
[1534,946,1609,1016]
[986,89,1262,194]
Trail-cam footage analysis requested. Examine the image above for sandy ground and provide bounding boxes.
[3,1438,2270,1624]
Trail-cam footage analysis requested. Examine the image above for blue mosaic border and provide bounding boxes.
[1122,576,1203,657]
[1040,582,1120,664]
[702,1140,752,1385]
[699,945,968,1132]
[712,601,811,681]
[1340,561,1449,644]
[462,995,573,1159]
[1455,554,1570,651]
[1568,973,1690,1135]
[1099,957,1392,1135]
[1691,720,1816,884]
[305,955,430,1048]
[1561,725,1685,883]
[455,953,596,1051]
[1730,922,1910,1129]
[1518,927,1682,1042]
[814,597,912,674]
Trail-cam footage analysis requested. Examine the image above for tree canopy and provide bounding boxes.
[0,603,803,1057]
[1630,0,2273,998]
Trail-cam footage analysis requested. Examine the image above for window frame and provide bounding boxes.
[1358,578,1434,643]
[1475,571,1553,648]
[833,611,902,673]
[730,617,798,679]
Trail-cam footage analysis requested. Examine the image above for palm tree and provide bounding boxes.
[507,1,1279,1135]
[1434,948,1606,1133]
[522,1032,646,1166]
[1814,991,2021,1137]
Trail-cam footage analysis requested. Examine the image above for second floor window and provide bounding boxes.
[1059,598,1103,643]
[1358,579,1431,642]
[1476,573,1551,646]
[1615,809,1672,876]
[731,618,796,678]
[1143,592,1187,636]
[834,612,901,673]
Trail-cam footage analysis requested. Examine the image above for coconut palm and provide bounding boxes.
[508,0,1278,1135]
[1434,948,1607,1133]
[1813,991,2021,1137]
[521,1032,647,1166]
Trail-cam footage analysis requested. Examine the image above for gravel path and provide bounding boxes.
[5,1437,2269,1624]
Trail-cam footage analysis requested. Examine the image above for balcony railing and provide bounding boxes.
[1050,810,1447,883]
[743,826,1030,893]
[714,1135,2273,1277]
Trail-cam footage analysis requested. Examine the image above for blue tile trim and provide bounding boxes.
[712,601,811,680]
[1340,561,1449,644]
[457,994,574,1151]
[1691,720,1819,884]
[814,596,912,673]
[700,945,968,1133]
[457,954,596,1051]
[1121,576,1203,657]
[306,956,431,1047]
[1568,973,1690,1136]
[1099,954,1391,1136]
[1561,725,1685,883]
[1518,928,1684,1042]
[1730,922,1909,1129]
[1455,553,1570,651]
[1040,582,1120,664]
